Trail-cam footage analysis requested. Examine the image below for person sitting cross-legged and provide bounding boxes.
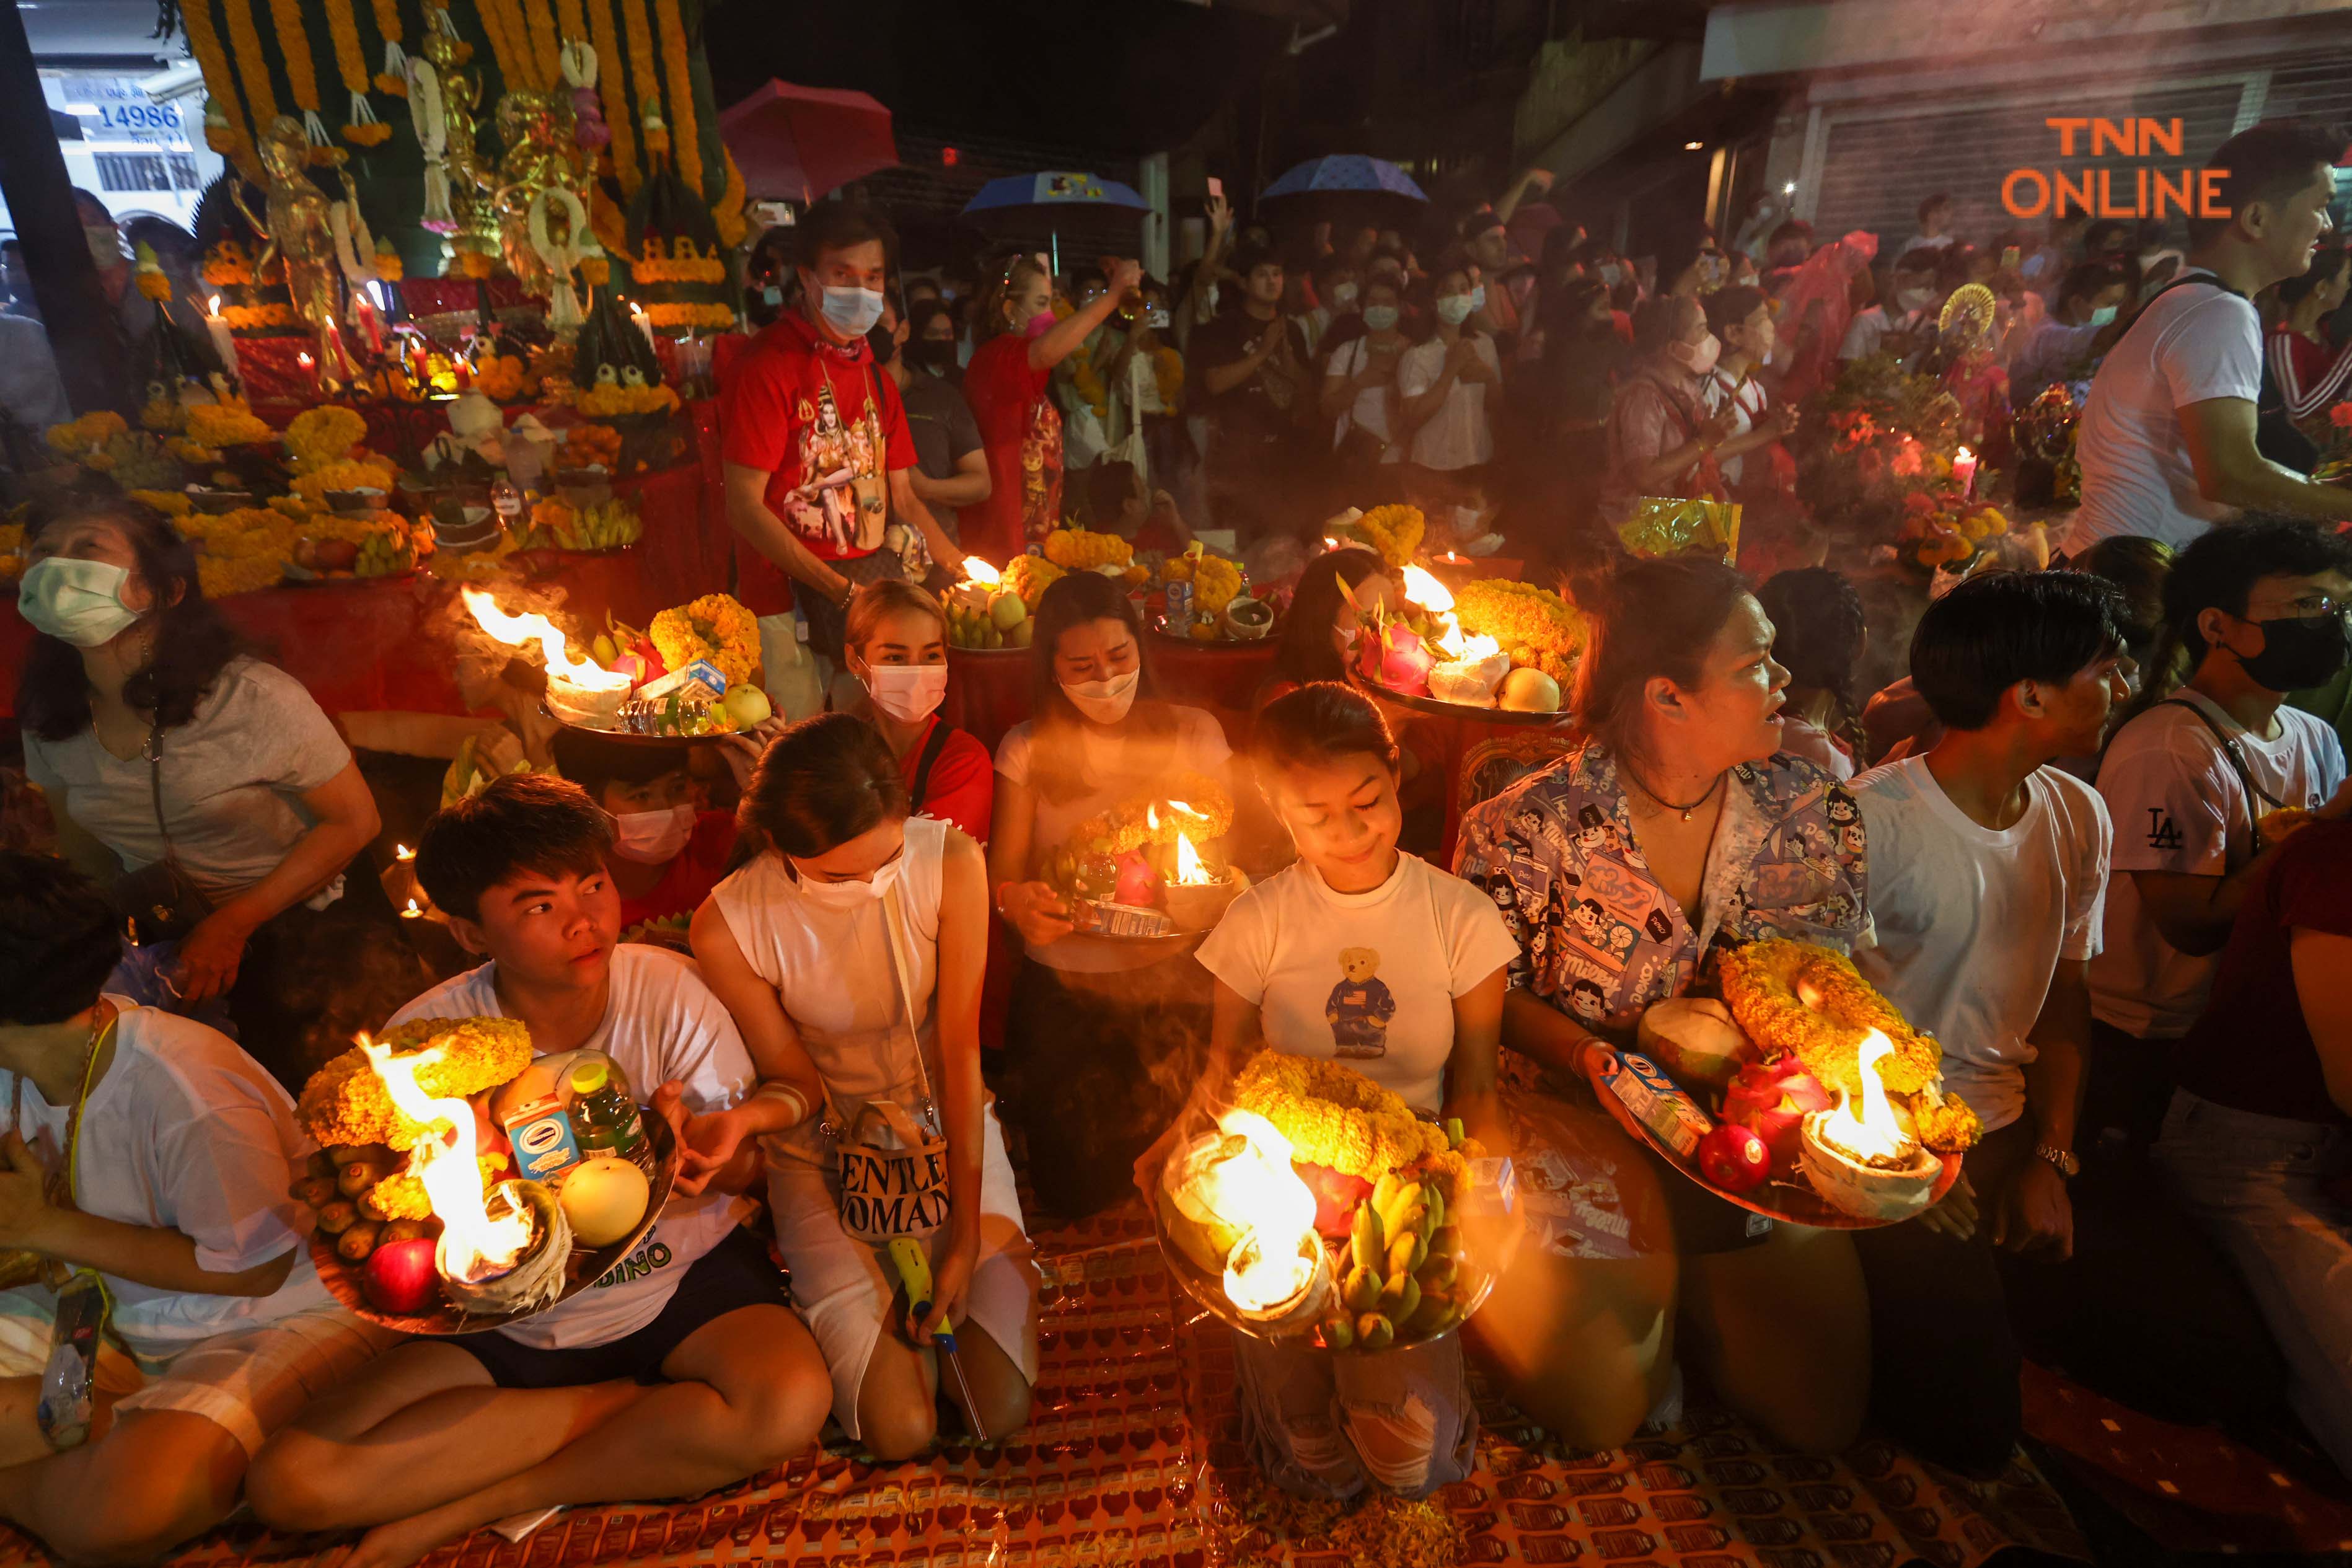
[245,775,829,1568]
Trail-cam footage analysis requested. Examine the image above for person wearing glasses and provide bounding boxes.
[2088,518,2352,1152]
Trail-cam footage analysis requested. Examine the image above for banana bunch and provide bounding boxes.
[352,522,414,578]
[576,500,643,550]
[1318,1121,1482,1353]
[1042,527,1132,570]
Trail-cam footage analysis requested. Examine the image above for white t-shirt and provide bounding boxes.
[1195,852,1518,1114]
[1396,337,1498,471]
[1702,368,1769,486]
[4,1003,332,1359]
[1838,305,1927,361]
[2069,276,2264,551]
[1854,759,2111,1134]
[385,945,757,1349]
[2092,690,2346,1037]
[1324,337,1404,462]
[995,707,1232,974]
[23,658,351,901]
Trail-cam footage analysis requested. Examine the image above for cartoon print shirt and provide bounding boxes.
[720,310,915,565]
[1452,742,1869,1046]
[1196,852,1518,1114]
[962,334,1064,562]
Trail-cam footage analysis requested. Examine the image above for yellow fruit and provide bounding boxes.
[989,591,1028,631]
[558,1156,648,1246]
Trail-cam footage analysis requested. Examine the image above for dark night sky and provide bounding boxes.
[700,1,1288,152]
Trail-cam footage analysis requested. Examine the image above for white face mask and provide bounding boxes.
[1061,668,1140,725]
[19,557,139,647]
[1898,286,1938,313]
[84,225,123,270]
[858,660,948,724]
[610,803,695,865]
[1332,282,1359,307]
[1435,293,1476,327]
[791,855,902,907]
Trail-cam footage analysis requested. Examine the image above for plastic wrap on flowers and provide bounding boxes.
[1618,496,1741,564]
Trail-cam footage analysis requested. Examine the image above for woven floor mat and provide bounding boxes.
[0,1204,2089,1567]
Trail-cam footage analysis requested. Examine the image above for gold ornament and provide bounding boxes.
[492,87,591,297]
[232,115,351,389]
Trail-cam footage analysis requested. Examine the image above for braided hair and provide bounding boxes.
[1756,566,1867,738]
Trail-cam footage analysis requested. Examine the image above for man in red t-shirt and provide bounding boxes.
[721,204,961,667]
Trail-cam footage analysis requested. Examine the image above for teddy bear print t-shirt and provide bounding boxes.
[1196,852,1519,1113]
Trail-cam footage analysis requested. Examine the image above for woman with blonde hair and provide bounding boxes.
[839,578,994,842]
[961,253,1144,562]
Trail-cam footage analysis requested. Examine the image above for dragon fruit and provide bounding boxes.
[1112,852,1158,907]
[1720,1053,1831,1175]
[1359,621,1435,696]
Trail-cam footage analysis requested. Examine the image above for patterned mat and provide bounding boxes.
[0,1205,2089,1568]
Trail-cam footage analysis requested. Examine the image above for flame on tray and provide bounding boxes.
[961,557,1002,587]
[1173,831,1216,886]
[1399,563,1455,614]
[360,1033,533,1282]
[1812,1031,1915,1163]
[1213,1108,1319,1313]
[460,588,629,692]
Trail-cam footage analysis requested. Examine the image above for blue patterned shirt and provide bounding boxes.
[1452,742,1869,1044]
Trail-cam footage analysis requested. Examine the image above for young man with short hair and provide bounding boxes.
[1847,571,2125,1476]
[721,203,962,673]
[0,853,394,1563]
[2071,118,2352,550]
[1194,246,1311,543]
[247,775,827,1568]
[2091,518,2352,1141]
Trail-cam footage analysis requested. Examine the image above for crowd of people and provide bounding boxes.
[6,113,2352,1567]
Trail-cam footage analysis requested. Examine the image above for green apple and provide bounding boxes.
[989,591,1029,632]
[1009,618,1034,648]
[723,685,773,726]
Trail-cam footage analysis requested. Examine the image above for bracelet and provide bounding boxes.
[756,1082,811,1127]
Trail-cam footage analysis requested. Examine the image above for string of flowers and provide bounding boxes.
[264,0,330,146]
[323,0,389,144]
[713,147,747,246]
[524,0,563,95]
[474,0,530,91]
[586,0,636,191]
[220,0,282,141]
[556,0,586,42]
[620,0,665,156]
[181,0,252,169]
[369,0,407,93]
[654,0,699,193]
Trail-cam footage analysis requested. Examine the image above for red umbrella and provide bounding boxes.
[719,81,898,202]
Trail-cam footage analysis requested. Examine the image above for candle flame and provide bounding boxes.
[961,557,1002,587]
[1399,563,1455,614]
[1322,536,1341,552]
[1815,1031,1913,1162]
[297,351,314,368]
[402,897,421,917]
[395,843,413,860]
[460,588,630,691]
[207,293,221,315]
[1955,445,1975,464]
[358,1034,533,1281]
[1212,1108,1319,1313]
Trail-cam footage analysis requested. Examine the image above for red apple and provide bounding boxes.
[1696,1124,1772,1193]
[1720,1054,1832,1175]
[361,1236,442,1315]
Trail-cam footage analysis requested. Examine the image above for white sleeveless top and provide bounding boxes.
[710,815,948,1117]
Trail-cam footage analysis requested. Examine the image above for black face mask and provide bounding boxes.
[907,340,959,376]
[2239,613,2351,692]
[867,326,899,366]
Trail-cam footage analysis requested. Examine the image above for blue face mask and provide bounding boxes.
[819,285,887,338]
[2087,304,2118,327]
[19,557,138,647]
[1362,304,1400,332]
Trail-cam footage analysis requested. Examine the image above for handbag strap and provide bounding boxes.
[909,719,956,809]
[816,860,941,1137]
[2156,697,2288,850]
[141,723,176,860]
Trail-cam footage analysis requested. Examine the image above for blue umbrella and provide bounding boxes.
[1261,155,1429,201]
[959,171,1152,217]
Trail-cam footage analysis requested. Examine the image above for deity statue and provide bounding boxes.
[231,116,349,389]
[420,24,502,268]
[491,88,588,298]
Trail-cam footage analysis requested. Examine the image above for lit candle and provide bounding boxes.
[1952,445,1978,501]
[400,898,422,920]
[204,294,239,378]
[297,350,315,371]
[630,304,656,349]
[395,843,413,861]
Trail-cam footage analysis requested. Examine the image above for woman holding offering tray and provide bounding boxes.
[1452,555,1872,1453]
[690,715,1036,1458]
[990,571,1233,1220]
[1175,683,1516,1500]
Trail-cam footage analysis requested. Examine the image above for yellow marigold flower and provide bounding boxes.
[295,1017,534,1152]
[650,592,759,685]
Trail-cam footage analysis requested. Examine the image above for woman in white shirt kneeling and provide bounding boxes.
[693,715,1036,1459]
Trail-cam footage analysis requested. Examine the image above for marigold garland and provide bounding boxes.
[285,405,369,467]
[220,0,281,138]
[322,0,374,136]
[576,381,680,416]
[475,0,529,89]
[369,0,407,92]
[563,423,622,469]
[620,0,661,157]
[264,0,325,141]
[586,0,636,192]
[140,397,187,433]
[202,242,255,288]
[372,241,404,280]
[650,593,757,685]
[221,302,299,330]
[653,0,698,193]
[186,401,275,447]
[291,457,396,503]
[128,489,193,517]
[524,0,563,94]
[46,412,128,455]
[713,148,747,247]
[181,0,253,170]
[640,301,733,332]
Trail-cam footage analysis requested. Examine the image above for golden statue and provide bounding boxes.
[420,24,501,269]
[232,115,349,389]
[492,89,589,297]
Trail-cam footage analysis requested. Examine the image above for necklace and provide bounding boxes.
[1621,760,1724,822]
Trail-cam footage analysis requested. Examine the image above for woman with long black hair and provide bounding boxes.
[987,571,1233,1217]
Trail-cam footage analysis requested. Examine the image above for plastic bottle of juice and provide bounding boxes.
[566,1053,646,1159]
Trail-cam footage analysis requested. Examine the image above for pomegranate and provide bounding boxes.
[1720,1054,1832,1175]
[1696,1124,1772,1193]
